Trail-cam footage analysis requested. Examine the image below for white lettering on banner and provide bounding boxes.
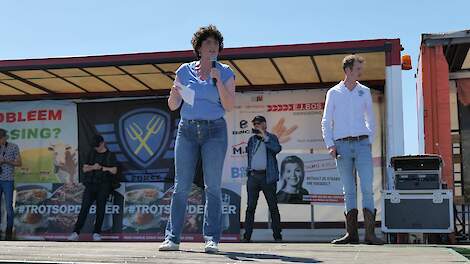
[19,204,120,215]
[127,204,237,215]
[131,205,169,215]
[107,205,120,214]
[187,205,205,214]
[222,205,237,214]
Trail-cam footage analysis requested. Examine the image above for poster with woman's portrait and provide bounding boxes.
[276,153,344,204]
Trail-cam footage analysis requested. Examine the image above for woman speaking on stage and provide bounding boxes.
[159,25,235,253]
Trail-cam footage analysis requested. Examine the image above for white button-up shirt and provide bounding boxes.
[321,81,376,149]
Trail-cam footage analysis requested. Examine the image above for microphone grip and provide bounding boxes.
[212,61,217,86]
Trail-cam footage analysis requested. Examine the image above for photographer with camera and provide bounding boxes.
[242,116,282,242]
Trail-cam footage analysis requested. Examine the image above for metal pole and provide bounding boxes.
[310,204,315,229]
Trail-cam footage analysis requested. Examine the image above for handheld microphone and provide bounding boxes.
[210,56,217,86]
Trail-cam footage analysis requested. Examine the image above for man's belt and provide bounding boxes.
[337,135,369,141]
[251,170,266,176]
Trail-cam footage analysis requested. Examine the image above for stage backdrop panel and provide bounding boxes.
[121,182,240,242]
[224,89,344,203]
[224,90,328,183]
[77,99,179,183]
[225,89,384,208]
[14,183,124,241]
[0,101,78,183]
[14,181,240,242]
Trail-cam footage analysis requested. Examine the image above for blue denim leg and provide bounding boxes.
[165,118,227,244]
[335,138,375,212]
[335,141,357,212]
[201,119,227,243]
[0,181,14,228]
[355,139,375,211]
[165,120,200,244]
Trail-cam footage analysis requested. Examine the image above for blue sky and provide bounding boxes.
[1,0,469,153]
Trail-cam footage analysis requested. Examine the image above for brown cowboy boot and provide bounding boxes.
[331,209,359,244]
[363,208,384,245]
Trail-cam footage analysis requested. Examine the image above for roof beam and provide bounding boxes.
[153,65,175,82]
[116,66,153,90]
[0,81,28,94]
[79,68,121,92]
[269,58,287,84]
[43,69,89,93]
[310,56,323,83]
[235,80,385,92]
[1,71,56,94]
[0,89,167,102]
[229,60,252,86]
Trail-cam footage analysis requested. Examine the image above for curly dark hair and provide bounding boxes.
[191,25,224,59]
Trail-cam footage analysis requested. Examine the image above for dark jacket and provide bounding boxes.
[83,149,117,185]
[246,132,282,184]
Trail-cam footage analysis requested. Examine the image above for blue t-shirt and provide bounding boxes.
[176,61,235,120]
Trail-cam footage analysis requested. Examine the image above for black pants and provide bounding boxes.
[73,183,111,234]
[244,172,282,240]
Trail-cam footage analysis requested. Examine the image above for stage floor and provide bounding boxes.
[0,242,468,264]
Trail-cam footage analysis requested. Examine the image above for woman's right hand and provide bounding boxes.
[328,146,337,159]
[168,83,183,111]
[170,84,182,98]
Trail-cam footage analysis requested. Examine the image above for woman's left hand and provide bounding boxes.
[210,68,221,83]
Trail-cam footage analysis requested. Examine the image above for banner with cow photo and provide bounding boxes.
[0,101,78,183]
[77,99,179,183]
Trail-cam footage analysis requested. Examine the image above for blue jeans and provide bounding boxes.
[165,118,228,244]
[335,138,374,212]
[0,181,14,229]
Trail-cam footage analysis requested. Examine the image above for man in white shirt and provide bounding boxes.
[321,55,383,245]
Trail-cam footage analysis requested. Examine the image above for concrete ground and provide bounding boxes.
[0,241,468,264]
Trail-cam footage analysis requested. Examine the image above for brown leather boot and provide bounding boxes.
[363,208,384,245]
[331,209,359,244]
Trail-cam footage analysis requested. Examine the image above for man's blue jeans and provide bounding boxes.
[335,138,375,212]
[0,180,14,230]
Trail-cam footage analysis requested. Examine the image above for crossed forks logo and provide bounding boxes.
[118,108,171,168]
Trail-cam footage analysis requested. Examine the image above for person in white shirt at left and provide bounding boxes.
[321,55,384,245]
